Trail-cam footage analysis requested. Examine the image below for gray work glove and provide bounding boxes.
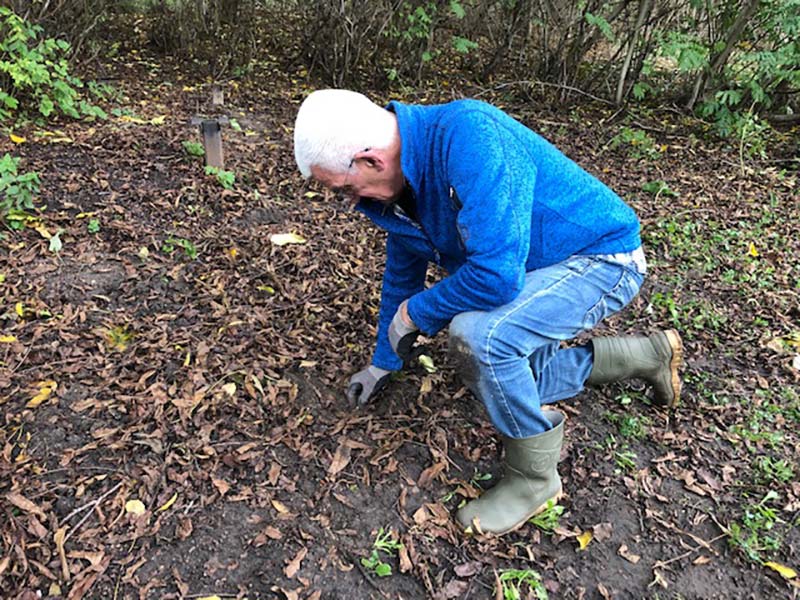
[388,300,419,361]
[347,365,392,406]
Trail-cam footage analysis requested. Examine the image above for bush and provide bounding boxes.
[0,7,107,122]
[0,153,40,229]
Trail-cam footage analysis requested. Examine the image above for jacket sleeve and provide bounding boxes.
[371,232,428,370]
[407,113,535,335]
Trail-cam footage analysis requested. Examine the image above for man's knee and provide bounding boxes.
[448,312,484,389]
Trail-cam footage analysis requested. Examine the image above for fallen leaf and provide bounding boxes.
[454,561,482,577]
[327,441,352,477]
[54,527,69,580]
[221,382,236,396]
[272,499,289,514]
[592,522,613,542]
[212,477,230,496]
[125,499,145,515]
[269,233,306,246]
[618,544,641,564]
[6,492,47,519]
[157,493,178,512]
[693,555,712,565]
[10,134,26,144]
[27,380,57,408]
[284,547,307,578]
[764,561,797,579]
[748,242,758,257]
[577,530,593,550]
[442,579,469,599]
[0,335,17,343]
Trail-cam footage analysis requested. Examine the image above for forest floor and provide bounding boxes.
[1,39,799,600]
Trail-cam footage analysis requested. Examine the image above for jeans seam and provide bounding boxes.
[483,265,582,438]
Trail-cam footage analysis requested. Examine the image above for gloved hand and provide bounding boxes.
[347,365,392,406]
[388,300,419,360]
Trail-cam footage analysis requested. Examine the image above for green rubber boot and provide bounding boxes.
[588,329,683,407]
[456,410,564,535]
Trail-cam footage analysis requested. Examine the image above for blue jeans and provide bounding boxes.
[448,252,645,438]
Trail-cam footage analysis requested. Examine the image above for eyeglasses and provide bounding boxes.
[331,148,369,203]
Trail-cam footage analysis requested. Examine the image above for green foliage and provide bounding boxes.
[528,500,564,533]
[182,140,205,157]
[728,491,784,562]
[497,568,548,600]
[755,456,795,485]
[642,180,678,198]
[0,153,40,228]
[204,165,235,189]
[609,127,660,160]
[87,218,100,234]
[361,527,402,578]
[0,7,106,122]
[605,413,651,441]
[162,236,198,260]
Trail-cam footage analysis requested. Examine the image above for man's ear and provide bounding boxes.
[353,148,384,171]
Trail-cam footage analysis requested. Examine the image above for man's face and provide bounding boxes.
[310,155,404,206]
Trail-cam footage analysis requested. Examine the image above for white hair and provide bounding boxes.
[293,89,396,178]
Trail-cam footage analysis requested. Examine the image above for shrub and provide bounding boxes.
[0,7,106,122]
[0,153,40,229]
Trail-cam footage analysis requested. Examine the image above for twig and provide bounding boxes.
[652,533,727,569]
[62,481,123,540]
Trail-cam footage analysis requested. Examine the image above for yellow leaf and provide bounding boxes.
[34,225,51,239]
[10,134,26,144]
[228,247,238,259]
[150,115,166,125]
[125,499,146,515]
[577,530,593,550]
[271,499,289,514]
[764,561,797,579]
[0,335,17,343]
[15,302,24,317]
[197,596,221,600]
[184,351,191,367]
[221,382,237,397]
[157,493,178,512]
[748,242,759,257]
[27,380,57,408]
[270,233,306,246]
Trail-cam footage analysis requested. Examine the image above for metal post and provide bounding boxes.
[201,119,224,169]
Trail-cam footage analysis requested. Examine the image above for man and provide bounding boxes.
[293,89,682,535]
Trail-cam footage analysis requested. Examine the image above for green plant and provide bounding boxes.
[605,413,651,440]
[204,165,235,189]
[361,527,402,577]
[609,127,660,160]
[182,140,205,157]
[87,218,100,234]
[614,449,638,472]
[162,237,198,260]
[642,180,678,198]
[0,7,106,122]
[497,568,548,600]
[755,456,795,485]
[528,500,564,533]
[0,153,39,227]
[728,491,783,562]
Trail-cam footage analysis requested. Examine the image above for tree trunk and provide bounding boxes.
[615,0,653,104]
[686,0,760,111]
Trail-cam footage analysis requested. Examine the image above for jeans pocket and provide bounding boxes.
[582,268,641,330]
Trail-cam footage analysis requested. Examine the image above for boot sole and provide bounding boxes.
[664,329,683,408]
[487,488,564,536]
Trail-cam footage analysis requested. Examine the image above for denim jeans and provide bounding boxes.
[448,251,646,438]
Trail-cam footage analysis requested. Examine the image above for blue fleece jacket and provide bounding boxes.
[356,99,641,371]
